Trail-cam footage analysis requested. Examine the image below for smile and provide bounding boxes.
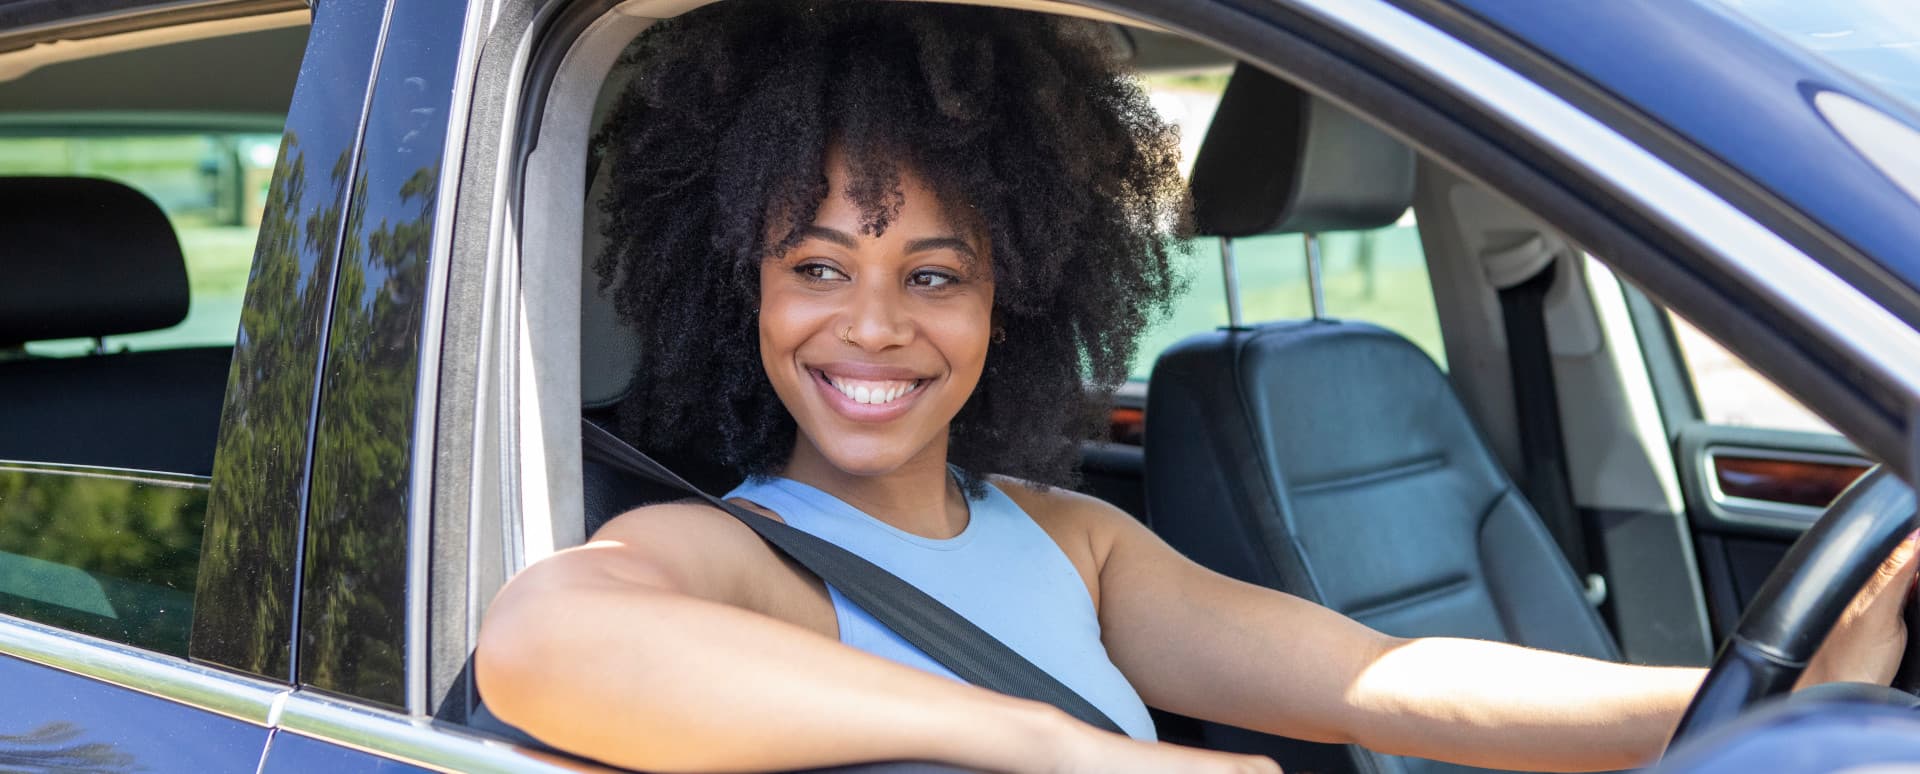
[817,372,925,405]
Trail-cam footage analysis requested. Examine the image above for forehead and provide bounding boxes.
[800,150,982,244]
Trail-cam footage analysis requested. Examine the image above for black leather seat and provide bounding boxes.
[0,177,232,475]
[1145,66,1618,774]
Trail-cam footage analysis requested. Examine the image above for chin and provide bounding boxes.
[809,433,932,478]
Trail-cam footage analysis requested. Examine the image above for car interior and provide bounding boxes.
[0,0,1884,771]
[0,12,308,475]
[528,4,1726,772]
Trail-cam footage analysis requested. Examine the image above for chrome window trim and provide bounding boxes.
[406,0,496,720]
[1292,0,1920,404]
[0,614,285,726]
[0,460,212,487]
[275,691,605,773]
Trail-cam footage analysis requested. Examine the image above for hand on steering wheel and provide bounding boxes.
[1799,528,1919,688]
[1669,466,1920,747]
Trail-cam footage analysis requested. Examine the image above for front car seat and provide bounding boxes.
[1144,64,1618,774]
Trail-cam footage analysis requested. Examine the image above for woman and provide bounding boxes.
[476,3,1918,772]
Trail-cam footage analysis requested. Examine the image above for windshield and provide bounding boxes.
[1710,0,1920,110]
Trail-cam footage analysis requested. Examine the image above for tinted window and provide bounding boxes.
[0,22,309,656]
[1,131,279,356]
[0,464,205,654]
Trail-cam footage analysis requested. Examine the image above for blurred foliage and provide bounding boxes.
[1130,225,1439,379]
[0,722,137,772]
[8,132,275,356]
[193,130,352,676]
[0,467,205,655]
[300,162,436,707]
[1142,70,1231,93]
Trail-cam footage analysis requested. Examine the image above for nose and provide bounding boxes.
[843,275,913,350]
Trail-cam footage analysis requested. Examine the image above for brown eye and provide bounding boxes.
[909,270,959,288]
[798,263,848,281]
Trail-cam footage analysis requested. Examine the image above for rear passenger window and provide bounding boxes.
[0,18,310,656]
[2,132,281,357]
[1130,69,1442,379]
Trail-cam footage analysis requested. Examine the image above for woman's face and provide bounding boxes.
[759,153,994,478]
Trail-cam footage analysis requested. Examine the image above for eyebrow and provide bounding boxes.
[797,225,860,250]
[797,225,980,263]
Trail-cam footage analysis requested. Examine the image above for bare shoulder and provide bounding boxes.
[557,499,791,610]
[987,475,1140,538]
[592,498,766,549]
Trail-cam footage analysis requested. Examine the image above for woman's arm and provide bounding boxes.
[476,503,1278,774]
[1060,487,1915,773]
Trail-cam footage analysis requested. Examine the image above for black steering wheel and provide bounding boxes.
[1668,464,1917,746]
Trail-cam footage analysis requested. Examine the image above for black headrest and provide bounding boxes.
[0,177,189,345]
[1190,64,1415,237]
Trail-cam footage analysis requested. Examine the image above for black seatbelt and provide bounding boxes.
[1498,260,1596,588]
[580,419,1127,736]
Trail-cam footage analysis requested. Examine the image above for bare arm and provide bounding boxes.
[1081,487,1918,772]
[1055,488,1695,772]
[475,503,1276,773]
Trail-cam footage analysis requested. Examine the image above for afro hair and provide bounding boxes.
[594,0,1189,491]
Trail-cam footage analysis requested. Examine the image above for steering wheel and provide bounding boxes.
[1667,464,1917,746]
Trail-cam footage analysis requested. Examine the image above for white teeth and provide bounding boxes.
[822,373,920,405]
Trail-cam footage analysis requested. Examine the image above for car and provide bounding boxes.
[2,0,1917,771]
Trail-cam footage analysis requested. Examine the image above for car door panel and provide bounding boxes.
[1674,424,1871,635]
[257,729,435,773]
[0,652,268,773]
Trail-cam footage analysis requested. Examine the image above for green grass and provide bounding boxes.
[175,223,258,299]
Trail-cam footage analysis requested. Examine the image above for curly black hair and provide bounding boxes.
[595,0,1187,490]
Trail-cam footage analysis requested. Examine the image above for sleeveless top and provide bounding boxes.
[724,473,1157,741]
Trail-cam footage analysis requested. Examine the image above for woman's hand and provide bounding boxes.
[1799,530,1920,688]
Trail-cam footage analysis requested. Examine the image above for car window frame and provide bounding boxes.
[432,0,1920,767]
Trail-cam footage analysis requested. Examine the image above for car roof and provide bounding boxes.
[1442,0,1920,328]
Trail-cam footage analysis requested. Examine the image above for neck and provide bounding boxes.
[780,430,969,539]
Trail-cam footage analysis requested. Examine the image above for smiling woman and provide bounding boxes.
[589,0,1187,493]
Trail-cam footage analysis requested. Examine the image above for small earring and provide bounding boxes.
[991,326,1007,344]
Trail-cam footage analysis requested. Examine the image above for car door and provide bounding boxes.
[0,1,315,770]
[1632,301,1874,637]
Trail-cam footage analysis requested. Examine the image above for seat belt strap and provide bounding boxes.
[580,419,1128,736]
[1497,261,1597,588]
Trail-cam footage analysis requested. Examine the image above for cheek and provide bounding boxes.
[939,299,996,388]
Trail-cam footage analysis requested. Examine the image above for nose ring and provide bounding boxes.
[840,325,856,346]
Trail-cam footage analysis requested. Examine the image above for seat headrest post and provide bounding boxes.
[1304,232,1327,320]
[1220,236,1245,329]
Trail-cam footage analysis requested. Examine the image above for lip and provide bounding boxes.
[809,366,930,424]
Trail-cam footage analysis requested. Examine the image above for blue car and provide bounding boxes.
[1,0,1916,771]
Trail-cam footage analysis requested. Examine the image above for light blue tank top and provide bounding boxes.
[724,473,1157,741]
